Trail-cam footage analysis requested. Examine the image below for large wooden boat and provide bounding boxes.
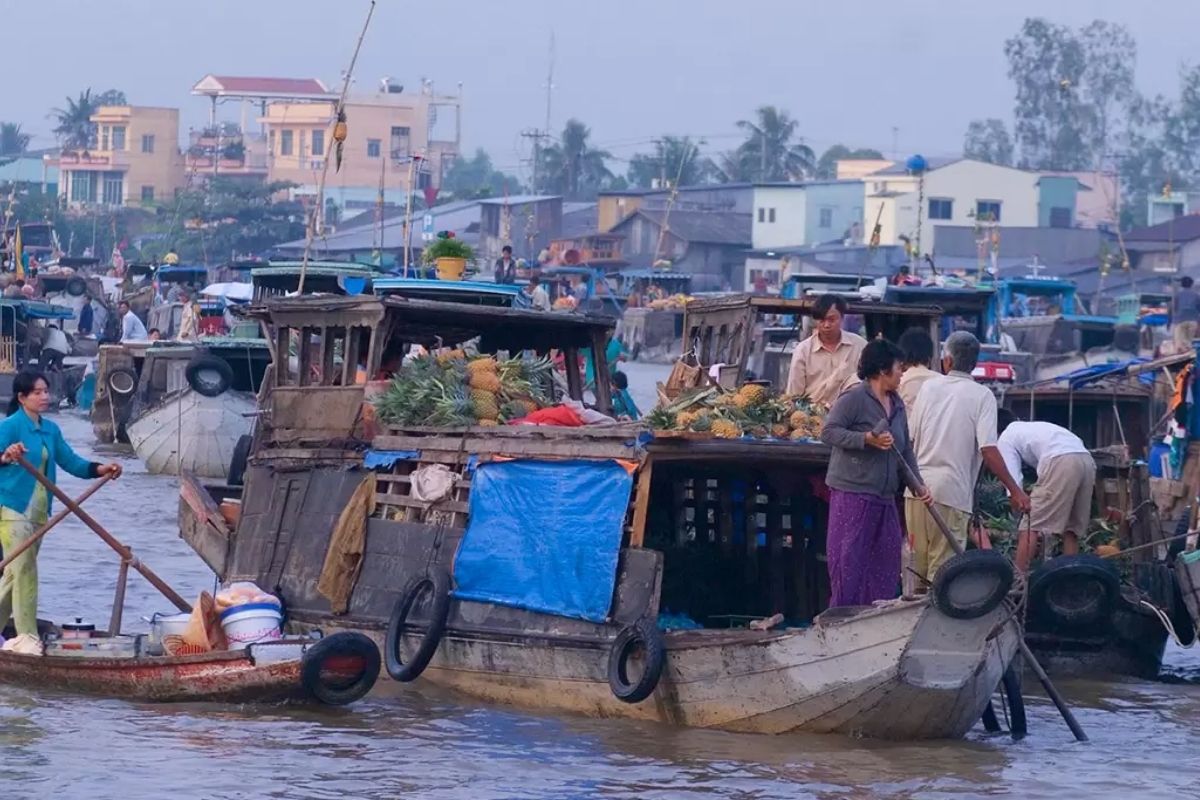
[178,293,1020,740]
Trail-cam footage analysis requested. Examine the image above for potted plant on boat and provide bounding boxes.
[423,233,474,281]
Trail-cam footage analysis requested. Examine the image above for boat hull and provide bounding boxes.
[297,599,1017,740]
[0,643,307,703]
[127,388,255,478]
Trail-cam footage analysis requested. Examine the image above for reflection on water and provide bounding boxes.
[0,413,1198,799]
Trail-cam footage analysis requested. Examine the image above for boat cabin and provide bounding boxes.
[682,294,943,390]
[373,277,529,308]
[996,276,1118,356]
[250,261,379,301]
[0,299,82,406]
[538,266,624,317]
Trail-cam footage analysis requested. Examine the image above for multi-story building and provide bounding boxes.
[55,106,185,208]
[262,82,461,216]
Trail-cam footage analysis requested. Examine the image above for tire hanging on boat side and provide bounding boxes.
[607,617,666,703]
[385,567,452,682]
[300,631,382,705]
[185,355,234,398]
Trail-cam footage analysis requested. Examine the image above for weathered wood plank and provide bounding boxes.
[629,461,654,548]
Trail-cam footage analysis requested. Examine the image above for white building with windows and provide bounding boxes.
[849,158,1102,256]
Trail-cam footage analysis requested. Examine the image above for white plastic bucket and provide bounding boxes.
[219,602,283,646]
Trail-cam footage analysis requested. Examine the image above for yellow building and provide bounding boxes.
[263,86,461,213]
[57,106,185,208]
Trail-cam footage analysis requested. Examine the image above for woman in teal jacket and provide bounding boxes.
[0,371,121,652]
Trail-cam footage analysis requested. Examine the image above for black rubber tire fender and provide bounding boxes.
[65,276,87,297]
[107,366,138,397]
[227,434,252,487]
[384,567,452,682]
[299,631,381,705]
[932,549,1015,620]
[1029,554,1120,630]
[185,355,234,398]
[607,617,666,704]
[1002,664,1026,740]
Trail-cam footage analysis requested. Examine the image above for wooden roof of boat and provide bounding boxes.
[685,293,944,320]
[252,294,615,351]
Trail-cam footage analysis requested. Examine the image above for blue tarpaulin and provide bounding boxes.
[453,459,634,622]
[363,449,419,469]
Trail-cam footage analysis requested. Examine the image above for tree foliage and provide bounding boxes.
[626,136,712,188]
[814,144,884,179]
[963,119,1015,166]
[536,119,612,200]
[719,106,815,182]
[0,123,31,157]
[50,88,126,150]
[442,148,523,200]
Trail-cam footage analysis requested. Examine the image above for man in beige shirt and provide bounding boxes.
[785,294,867,408]
[906,331,1030,583]
[897,327,938,418]
[176,290,199,342]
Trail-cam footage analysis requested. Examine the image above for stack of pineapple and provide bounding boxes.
[646,383,826,441]
[374,350,551,428]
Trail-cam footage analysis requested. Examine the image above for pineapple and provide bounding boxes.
[646,406,676,431]
[466,357,498,376]
[500,399,531,421]
[789,409,813,430]
[771,423,790,439]
[469,370,503,393]
[477,419,499,427]
[734,383,769,409]
[690,414,713,433]
[711,419,741,439]
[790,428,809,441]
[471,389,500,421]
[675,409,701,429]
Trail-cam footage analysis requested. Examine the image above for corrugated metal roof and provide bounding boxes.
[615,209,751,246]
[1124,214,1200,244]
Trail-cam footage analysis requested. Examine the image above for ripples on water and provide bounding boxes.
[0,413,1198,799]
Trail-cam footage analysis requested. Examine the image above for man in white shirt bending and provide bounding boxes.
[119,301,148,342]
[906,331,1030,583]
[996,409,1095,572]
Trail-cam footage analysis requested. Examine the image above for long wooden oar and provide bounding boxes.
[15,455,191,613]
[889,439,1088,742]
[0,475,112,574]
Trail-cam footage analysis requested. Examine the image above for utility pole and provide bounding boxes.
[522,129,546,193]
[891,126,899,161]
[375,149,387,263]
[544,32,555,149]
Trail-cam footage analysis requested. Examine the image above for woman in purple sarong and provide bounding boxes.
[820,339,932,607]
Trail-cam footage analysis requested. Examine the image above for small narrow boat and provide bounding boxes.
[0,626,380,705]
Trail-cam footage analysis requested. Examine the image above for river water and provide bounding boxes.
[3,408,1200,799]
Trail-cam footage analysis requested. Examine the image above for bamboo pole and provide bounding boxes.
[0,476,112,574]
[15,456,190,613]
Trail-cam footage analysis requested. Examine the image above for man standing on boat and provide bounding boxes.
[1174,276,1200,350]
[176,291,199,342]
[494,246,517,285]
[785,294,866,408]
[996,409,1095,573]
[118,301,148,342]
[906,332,1030,584]
[897,328,938,421]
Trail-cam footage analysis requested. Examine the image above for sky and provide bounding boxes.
[7,0,1200,184]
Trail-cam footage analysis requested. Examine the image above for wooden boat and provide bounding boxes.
[178,294,1021,741]
[0,628,380,705]
[127,387,256,478]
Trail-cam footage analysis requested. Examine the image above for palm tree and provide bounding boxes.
[627,136,712,188]
[52,90,98,150]
[733,106,815,182]
[538,119,612,199]
[0,123,31,157]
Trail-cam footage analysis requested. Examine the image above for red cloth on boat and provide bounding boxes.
[509,405,585,427]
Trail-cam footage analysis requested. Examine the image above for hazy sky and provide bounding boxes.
[8,0,1200,183]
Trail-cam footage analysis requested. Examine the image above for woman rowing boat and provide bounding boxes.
[0,371,122,654]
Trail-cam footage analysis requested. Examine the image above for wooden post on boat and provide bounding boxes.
[889,439,1089,742]
[0,476,112,574]
[15,456,192,613]
[108,558,130,635]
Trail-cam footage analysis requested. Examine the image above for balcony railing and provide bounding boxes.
[57,151,131,169]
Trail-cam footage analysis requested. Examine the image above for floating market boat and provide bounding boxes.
[178,293,1021,740]
[0,622,379,705]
